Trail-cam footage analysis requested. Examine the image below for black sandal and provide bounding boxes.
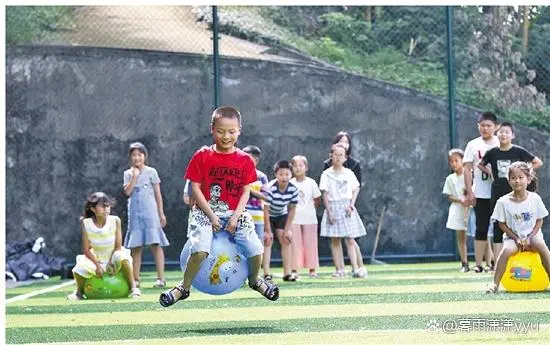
[263,274,273,281]
[159,283,190,307]
[250,278,279,301]
[473,265,484,273]
[283,274,297,282]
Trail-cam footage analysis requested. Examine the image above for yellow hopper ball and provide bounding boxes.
[501,251,549,292]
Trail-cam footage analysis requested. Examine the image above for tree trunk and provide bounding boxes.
[365,6,372,30]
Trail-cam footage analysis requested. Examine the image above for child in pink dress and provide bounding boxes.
[290,155,322,278]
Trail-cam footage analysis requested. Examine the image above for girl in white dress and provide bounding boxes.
[320,144,367,278]
[442,149,470,272]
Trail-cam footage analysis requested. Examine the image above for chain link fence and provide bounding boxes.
[208,6,549,131]
[8,5,549,131]
[6,5,550,262]
[453,6,550,131]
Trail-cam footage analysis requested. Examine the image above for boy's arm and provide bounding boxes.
[183,179,194,206]
[191,182,217,222]
[463,142,476,204]
[183,194,195,206]
[250,189,266,201]
[263,205,273,245]
[226,184,252,233]
[284,205,296,233]
[252,177,269,201]
[532,157,543,170]
[234,184,252,219]
[282,205,296,244]
[463,162,475,203]
[477,163,492,178]
[263,204,272,234]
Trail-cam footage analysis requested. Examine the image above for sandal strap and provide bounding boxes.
[159,283,189,307]
[251,278,279,300]
[173,283,189,297]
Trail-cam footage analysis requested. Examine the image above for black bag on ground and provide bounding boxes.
[5,237,66,281]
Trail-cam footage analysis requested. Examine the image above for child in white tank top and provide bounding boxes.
[67,192,140,300]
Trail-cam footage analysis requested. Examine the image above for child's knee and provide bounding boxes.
[120,259,132,268]
[191,251,208,262]
[499,248,516,260]
[535,245,550,258]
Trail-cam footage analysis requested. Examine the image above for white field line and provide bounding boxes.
[5,281,74,305]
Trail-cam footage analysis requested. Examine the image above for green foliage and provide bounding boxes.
[317,12,375,53]
[502,108,550,132]
[262,6,343,38]
[526,13,550,95]
[6,6,73,45]
[261,6,550,132]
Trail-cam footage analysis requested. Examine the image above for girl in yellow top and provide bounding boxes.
[67,192,140,300]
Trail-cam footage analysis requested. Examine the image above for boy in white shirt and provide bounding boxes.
[463,111,499,273]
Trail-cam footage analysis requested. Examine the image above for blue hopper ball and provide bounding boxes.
[180,230,249,295]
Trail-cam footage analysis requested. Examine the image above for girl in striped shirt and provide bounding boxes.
[67,192,141,300]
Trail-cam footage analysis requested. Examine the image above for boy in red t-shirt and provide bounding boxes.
[159,106,279,306]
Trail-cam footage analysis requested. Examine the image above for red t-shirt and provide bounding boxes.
[185,146,257,211]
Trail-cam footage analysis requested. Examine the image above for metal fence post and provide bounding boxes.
[446,6,459,262]
[212,6,220,109]
[446,6,457,149]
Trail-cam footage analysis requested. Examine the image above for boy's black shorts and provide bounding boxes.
[270,214,288,230]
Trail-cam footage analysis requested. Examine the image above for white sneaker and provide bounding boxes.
[67,291,84,301]
[129,287,141,298]
[332,270,346,278]
[153,279,166,288]
[485,283,498,294]
[352,267,368,278]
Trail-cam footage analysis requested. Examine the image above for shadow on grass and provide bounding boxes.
[180,326,275,336]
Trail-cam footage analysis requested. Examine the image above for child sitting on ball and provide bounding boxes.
[159,106,279,307]
[485,162,550,293]
[67,192,140,300]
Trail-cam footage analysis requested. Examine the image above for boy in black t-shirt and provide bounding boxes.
[478,121,543,260]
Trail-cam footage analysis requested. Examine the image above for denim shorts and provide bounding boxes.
[254,223,264,241]
[187,207,263,258]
